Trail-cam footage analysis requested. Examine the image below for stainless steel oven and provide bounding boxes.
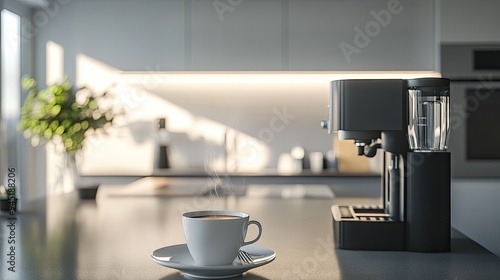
[442,44,500,177]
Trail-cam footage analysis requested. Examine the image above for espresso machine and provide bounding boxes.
[322,78,451,252]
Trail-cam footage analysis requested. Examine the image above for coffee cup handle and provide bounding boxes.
[243,220,262,246]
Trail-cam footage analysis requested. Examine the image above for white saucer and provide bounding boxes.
[151,244,276,279]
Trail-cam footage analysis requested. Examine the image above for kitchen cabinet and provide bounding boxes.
[36,0,186,72]
[441,0,500,43]
[189,0,437,71]
[189,0,283,70]
[35,0,439,72]
[288,0,437,71]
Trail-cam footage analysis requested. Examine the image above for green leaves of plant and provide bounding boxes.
[55,126,65,135]
[44,128,52,139]
[21,76,37,90]
[18,75,119,154]
[50,105,61,116]
[88,99,98,110]
[73,123,81,132]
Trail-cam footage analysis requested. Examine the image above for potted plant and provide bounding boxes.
[18,76,122,199]
[0,184,17,213]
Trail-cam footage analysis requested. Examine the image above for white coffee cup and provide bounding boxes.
[182,210,262,266]
[309,152,324,173]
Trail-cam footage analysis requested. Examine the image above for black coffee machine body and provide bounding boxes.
[324,78,451,252]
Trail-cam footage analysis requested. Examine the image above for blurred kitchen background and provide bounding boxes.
[2,0,500,256]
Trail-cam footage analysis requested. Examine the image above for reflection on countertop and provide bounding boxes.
[100,177,336,200]
[78,174,384,199]
[80,168,380,179]
[129,168,379,178]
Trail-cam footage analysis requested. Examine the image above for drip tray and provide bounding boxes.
[336,205,392,220]
[332,204,406,250]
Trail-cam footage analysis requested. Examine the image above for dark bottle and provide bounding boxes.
[155,118,170,169]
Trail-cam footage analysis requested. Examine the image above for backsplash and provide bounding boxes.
[78,80,334,175]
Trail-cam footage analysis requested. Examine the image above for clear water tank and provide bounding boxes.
[407,78,450,151]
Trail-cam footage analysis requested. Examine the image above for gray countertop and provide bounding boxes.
[1,178,500,280]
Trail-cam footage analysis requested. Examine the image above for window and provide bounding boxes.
[1,8,21,190]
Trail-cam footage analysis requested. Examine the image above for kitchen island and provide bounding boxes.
[2,178,500,280]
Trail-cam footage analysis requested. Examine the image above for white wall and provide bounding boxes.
[76,80,334,175]
[37,0,431,175]
[32,0,442,176]
[30,1,499,166]
[33,1,338,175]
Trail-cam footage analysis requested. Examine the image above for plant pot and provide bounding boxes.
[0,198,17,212]
[77,185,100,200]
